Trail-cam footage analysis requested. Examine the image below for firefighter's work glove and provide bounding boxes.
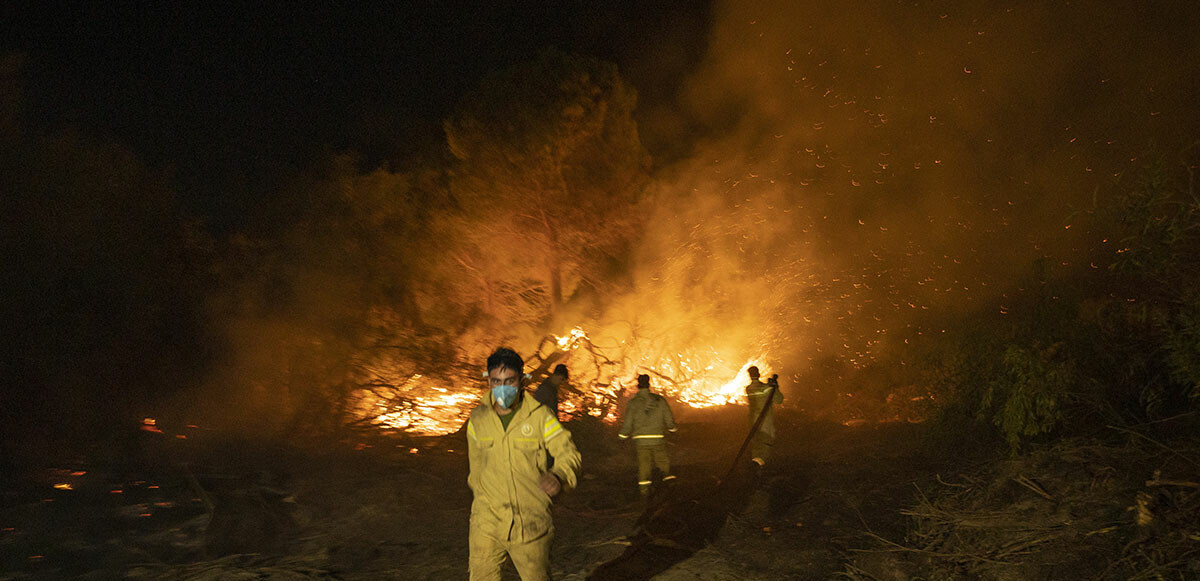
[539,472,562,496]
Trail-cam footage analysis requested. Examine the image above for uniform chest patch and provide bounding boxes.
[521,423,533,436]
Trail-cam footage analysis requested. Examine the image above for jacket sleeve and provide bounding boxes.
[618,397,635,439]
[466,415,481,491]
[543,413,581,491]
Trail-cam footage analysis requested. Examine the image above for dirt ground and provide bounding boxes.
[0,408,980,580]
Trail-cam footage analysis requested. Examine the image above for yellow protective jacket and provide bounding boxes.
[466,390,581,543]
[618,390,677,446]
[746,379,783,439]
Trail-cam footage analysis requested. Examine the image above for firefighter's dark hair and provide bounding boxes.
[637,374,650,389]
[747,366,760,379]
[487,347,524,374]
[553,364,569,378]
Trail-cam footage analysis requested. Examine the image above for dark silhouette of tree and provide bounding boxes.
[1,57,211,458]
[205,153,461,436]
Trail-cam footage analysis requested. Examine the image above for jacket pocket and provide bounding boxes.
[511,437,544,473]
[469,438,495,491]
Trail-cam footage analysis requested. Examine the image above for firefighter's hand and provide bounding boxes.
[539,472,562,496]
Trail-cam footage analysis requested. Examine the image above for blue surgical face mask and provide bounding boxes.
[492,384,519,409]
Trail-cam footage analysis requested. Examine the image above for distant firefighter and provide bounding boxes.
[533,363,573,471]
[466,348,582,581]
[745,366,783,467]
[618,374,678,496]
[533,363,570,419]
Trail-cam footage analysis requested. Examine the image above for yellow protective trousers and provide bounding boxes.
[468,524,553,581]
[635,442,672,494]
[751,430,774,465]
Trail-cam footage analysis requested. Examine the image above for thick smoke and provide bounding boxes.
[174,1,1200,432]
[602,0,1200,402]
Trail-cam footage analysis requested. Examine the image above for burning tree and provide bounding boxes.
[200,52,795,439]
[441,49,650,321]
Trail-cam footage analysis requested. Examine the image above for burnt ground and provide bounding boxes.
[0,408,985,580]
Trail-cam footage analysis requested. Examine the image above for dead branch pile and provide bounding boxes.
[842,434,1200,580]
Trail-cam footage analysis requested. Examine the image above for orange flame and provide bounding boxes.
[352,326,773,435]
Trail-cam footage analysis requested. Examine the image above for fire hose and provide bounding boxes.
[622,374,779,547]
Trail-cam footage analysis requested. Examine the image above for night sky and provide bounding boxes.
[3,2,709,226]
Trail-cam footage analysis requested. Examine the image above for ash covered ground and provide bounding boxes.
[1,408,961,580]
[4,406,1198,580]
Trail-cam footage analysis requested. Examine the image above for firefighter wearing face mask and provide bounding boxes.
[618,374,678,496]
[466,347,582,581]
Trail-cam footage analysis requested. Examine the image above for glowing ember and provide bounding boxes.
[351,375,479,436]
[53,483,72,491]
[556,326,587,350]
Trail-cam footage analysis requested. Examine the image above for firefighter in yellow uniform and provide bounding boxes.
[467,348,582,581]
[618,374,677,496]
[745,366,783,467]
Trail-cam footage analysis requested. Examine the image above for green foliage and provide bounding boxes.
[921,324,1073,452]
[918,255,1087,451]
[921,327,1003,421]
[1107,158,1199,283]
[982,344,1072,452]
[1163,291,1200,402]
[922,150,1200,449]
[1101,155,1200,415]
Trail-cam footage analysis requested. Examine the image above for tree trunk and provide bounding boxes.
[540,208,562,314]
[548,255,562,314]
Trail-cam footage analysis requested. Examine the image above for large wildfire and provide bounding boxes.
[193,0,1194,442]
[352,326,772,436]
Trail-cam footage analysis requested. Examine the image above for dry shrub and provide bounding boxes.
[843,434,1200,580]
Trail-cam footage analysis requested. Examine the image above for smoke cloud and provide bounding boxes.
[599,0,1200,399]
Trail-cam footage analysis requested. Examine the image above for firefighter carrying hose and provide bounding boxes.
[618,374,677,496]
[745,366,783,468]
